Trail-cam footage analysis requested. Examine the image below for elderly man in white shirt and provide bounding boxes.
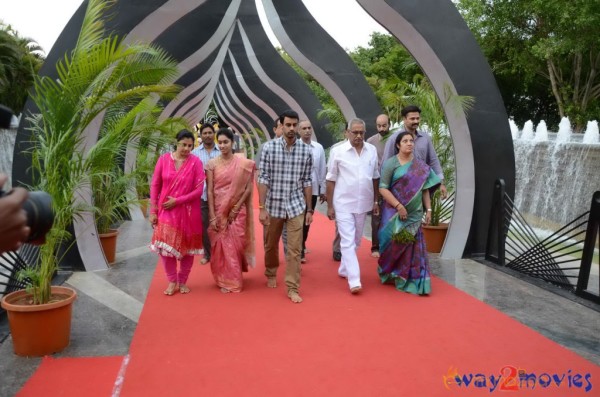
[299,120,326,263]
[326,118,380,294]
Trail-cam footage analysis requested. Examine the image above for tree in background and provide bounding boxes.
[0,22,44,114]
[457,0,600,131]
[351,32,419,85]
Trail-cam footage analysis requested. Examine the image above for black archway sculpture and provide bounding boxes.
[13,0,515,270]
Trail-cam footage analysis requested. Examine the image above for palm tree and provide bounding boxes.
[21,0,183,304]
[0,22,44,114]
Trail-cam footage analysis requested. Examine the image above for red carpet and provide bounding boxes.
[116,210,600,396]
[18,207,600,396]
[17,356,125,396]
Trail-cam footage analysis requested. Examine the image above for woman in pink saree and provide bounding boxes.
[150,130,205,296]
[206,128,255,293]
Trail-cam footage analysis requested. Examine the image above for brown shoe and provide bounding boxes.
[350,286,362,295]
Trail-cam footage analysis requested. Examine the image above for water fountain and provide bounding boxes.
[555,117,572,143]
[512,118,600,228]
[583,120,599,144]
[521,120,534,140]
[533,120,548,142]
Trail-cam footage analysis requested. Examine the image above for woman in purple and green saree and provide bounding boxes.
[378,131,440,295]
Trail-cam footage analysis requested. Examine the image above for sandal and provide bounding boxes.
[179,284,191,294]
[164,282,177,296]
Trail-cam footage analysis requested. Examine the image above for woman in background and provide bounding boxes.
[206,128,255,293]
[378,131,440,295]
[150,129,205,295]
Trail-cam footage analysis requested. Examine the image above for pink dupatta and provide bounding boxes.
[150,152,205,259]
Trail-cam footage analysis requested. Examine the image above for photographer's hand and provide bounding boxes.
[0,174,30,253]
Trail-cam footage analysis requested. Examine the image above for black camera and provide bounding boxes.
[1,104,54,242]
[0,189,54,242]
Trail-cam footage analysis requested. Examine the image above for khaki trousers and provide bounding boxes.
[264,214,304,293]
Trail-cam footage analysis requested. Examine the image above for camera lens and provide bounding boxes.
[21,191,54,242]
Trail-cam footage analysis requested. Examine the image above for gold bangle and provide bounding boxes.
[258,204,265,209]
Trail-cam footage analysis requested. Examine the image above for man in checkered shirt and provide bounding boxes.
[258,109,313,303]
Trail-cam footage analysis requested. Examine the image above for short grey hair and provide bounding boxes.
[347,118,366,130]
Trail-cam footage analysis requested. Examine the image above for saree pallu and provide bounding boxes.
[207,156,255,292]
[150,153,205,259]
[377,158,440,295]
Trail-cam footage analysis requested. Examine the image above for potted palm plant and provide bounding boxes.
[93,170,135,264]
[1,0,181,356]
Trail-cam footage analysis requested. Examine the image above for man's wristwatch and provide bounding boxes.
[306,209,314,213]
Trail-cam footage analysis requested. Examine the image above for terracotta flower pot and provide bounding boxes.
[1,286,77,357]
[422,223,449,253]
[99,229,119,264]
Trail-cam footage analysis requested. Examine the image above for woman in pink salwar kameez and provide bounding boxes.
[150,130,205,296]
[206,128,255,293]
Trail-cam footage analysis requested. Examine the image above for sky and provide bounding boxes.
[2,0,388,54]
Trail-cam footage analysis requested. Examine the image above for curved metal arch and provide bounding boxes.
[217,73,263,145]
[13,0,515,270]
[227,49,278,122]
[213,90,256,155]
[214,88,248,137]
[220,63,270,141]
[264,0,383,136]
[357,0,514,257]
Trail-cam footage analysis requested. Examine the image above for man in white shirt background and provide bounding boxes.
[298,120,326,263]
[326,118,380,294]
